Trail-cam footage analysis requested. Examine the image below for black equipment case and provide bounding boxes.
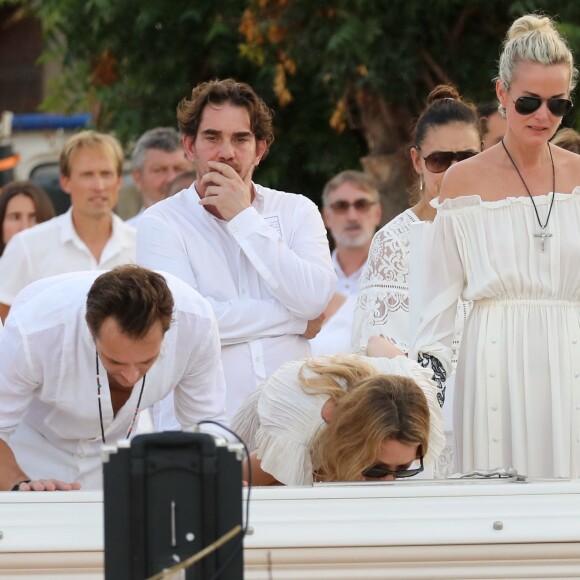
[103,431,244,579]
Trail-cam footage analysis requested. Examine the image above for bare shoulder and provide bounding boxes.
[550,144,580,191]
[439,148,500,201]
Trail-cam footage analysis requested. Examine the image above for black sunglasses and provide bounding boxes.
[362,454,424,479]
[328,199,377,214]
[416,147,478,174]
[512,95,573,117]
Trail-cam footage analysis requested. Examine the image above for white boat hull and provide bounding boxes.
[0,479,579,579]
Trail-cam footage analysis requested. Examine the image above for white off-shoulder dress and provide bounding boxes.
[231,355,445,486]
[412,190,580,479]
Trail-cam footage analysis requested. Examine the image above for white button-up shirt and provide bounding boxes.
[137,183,336,418]
[332,249,365,296]
[0,209,136,305]
[309,250,364,356]
[0,271,227,490]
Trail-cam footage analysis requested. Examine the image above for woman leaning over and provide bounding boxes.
[353,84,481,406]
[232,337,445,486]
[412,14,580,479]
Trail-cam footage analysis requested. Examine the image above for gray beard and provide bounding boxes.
[332,229,373,249]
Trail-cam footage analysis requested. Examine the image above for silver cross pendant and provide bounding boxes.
[534,228,552,253]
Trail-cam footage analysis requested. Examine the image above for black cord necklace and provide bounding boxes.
[501,138,556,253]
[96,351,146,443]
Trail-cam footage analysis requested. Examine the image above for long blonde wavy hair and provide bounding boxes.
[299,356,430,482]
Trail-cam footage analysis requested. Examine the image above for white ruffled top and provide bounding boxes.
[232,355,446,486]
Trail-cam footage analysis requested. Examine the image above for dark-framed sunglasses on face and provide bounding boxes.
[329,199,378,214]
[416,147,478,174]
[512,95,573,117]
[362,454,424,479]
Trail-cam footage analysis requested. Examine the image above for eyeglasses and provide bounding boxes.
[416,147,478,173]
[511,95,573,117]
[362,454,424,479]
[328,199,378,214]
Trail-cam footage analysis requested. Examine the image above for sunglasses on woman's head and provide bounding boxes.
[512,95,573,117]
[362,454,424,479]
[416,147,478,174]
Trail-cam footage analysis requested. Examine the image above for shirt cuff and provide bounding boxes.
[227,207,272,241]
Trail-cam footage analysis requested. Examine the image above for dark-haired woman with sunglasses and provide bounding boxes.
[413,14,580,480]
[353,87,480,471]
[232,336,444,485]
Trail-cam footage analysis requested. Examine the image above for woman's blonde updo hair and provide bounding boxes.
[498,13,577,92]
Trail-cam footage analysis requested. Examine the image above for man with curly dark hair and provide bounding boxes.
[137,79,336,420]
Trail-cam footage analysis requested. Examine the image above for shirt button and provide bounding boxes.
[576,404,580,410]
[573,338,578,344]
[492,436,499,443]
[491,337,497,344]
[490,371,496,378]
[491,404,498,411]
[575,372,580,378]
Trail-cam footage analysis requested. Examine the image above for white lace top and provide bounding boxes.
[352,209,420,354]
[353,208,470,373]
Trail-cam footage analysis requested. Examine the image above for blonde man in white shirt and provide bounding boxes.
[0,131,136,322]
[137,78,336,419]
[0,265,227,491]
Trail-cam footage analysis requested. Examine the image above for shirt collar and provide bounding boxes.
[331,249,364,282]
[60,208,134,249]
[59,208,80,244]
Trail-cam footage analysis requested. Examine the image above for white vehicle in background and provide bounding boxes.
[0,111,138,219]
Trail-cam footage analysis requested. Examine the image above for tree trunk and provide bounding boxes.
[361,152,412,225]
[350,89,416,224]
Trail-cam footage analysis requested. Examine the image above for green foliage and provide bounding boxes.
[30,0,253,138]
[13,0,580,200]
[18,0,361,196]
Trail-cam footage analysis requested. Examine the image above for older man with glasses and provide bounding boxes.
[310,170,382,356]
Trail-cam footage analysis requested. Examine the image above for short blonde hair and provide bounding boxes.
[300,356,430,482]
[498,14,577,92]
[59,130,124,178]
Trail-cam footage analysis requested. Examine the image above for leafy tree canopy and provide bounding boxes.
[9,0,580,208]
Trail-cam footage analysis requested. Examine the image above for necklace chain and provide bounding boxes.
[96,351,146,444]
[501,138,556,230]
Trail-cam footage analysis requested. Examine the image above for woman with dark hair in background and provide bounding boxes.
[0,180,55,256]
[353,85,480,389]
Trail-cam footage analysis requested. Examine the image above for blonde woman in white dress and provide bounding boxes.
[232,337,445,486]
[413,14,580,479]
